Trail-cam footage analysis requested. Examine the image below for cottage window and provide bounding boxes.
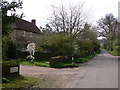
[22,31,26,37]
[30,32,33,37]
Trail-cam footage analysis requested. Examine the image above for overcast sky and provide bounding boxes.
[9,0,119,28]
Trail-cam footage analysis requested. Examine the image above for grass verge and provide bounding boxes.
[20,60,49,67]
[74,52,99,63]
[2,75,37,88]
[109,51,120,56]
[50,63,78,68]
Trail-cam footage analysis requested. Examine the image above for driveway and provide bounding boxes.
[65,49,118,88]
[20,63,80,88]
[20,49,118,88]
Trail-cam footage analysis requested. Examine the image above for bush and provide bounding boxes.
[49,56,78,68]
[114,46,120,53]
[7,40,17,59]
[76,38,94,56]
[2,37,17,60]
[2,36,10,59]
[39,34,75,56]
[49,56,65,67]
[109,51,120,56]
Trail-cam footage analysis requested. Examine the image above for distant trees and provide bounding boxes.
[97,13,119,53]
[97,13,117,39]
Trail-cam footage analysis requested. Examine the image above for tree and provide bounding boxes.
[48,4,87,35]
[1,0,23,60]
[97,13,117,39]
[39,34,75,56]
[81,23,100,51]
[97,13,118,51]
[41,24,53,34]
[82,23,98,41]
[1,0,23,37]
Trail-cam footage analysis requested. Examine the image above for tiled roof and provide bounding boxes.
[12,19,41,34]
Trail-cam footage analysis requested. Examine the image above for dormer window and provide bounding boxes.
[22,31,26,37]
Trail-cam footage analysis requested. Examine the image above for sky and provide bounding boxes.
[8,0,119,28]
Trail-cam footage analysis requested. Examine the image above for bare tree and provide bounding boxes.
[97,13,119,51]
[97,13,117,38]
[48,4,87,35]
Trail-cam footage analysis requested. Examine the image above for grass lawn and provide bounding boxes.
[2,75,38,88]
[21,60,78,68]
[20,60,50,67]
[2,75,55,88]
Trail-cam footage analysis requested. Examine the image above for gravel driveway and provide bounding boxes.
[20,64,80,88]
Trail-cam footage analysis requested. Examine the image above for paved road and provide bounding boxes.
[65,49,118,88]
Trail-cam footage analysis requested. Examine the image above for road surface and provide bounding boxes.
[65,49,118,88]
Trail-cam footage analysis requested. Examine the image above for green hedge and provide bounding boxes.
[49,56,65,67]
[49,56,78,68]
[18,51,58,61]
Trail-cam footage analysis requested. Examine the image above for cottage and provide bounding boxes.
[9,19,41,50]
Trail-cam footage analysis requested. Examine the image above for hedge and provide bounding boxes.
[49,56,75,68]
[17,51,59,61]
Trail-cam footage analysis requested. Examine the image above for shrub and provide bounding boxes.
[39,34,75,56]
[7,40,17,59]
[76,38,94,56]
[114,46,120,53]
[49,56,78,68]
[2,36,17,60]
[49,56,65,67]
[2,36,10,59]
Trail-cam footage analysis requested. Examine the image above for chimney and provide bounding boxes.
[31,19,36,25]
